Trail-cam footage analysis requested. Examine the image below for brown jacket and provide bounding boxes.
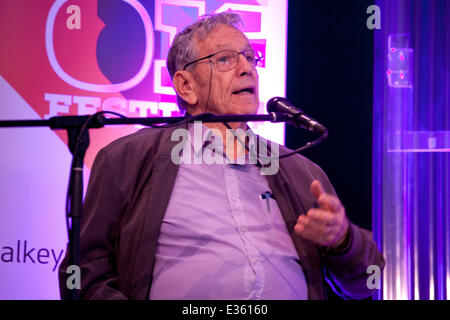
[59,124,384,300]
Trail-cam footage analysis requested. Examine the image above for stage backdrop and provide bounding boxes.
[0,0,287,299]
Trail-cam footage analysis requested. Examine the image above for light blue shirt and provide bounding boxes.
[149,124,307,300]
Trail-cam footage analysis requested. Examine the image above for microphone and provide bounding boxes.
[267,97,327,134]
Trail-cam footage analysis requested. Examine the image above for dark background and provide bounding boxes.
[285,0,374,231]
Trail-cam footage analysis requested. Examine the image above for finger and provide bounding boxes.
[299,211,336,236]
[294,217,320,242]
[317,193,343,213]
[294,224,318,243]
[295,214,334,245]
[307,208,336,228]
[310,180,325,200]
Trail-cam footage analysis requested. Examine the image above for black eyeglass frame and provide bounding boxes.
[182,49,263,71]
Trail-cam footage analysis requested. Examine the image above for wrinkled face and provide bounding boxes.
[189,24,259,115]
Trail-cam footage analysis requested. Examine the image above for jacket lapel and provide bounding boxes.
[129,127,183,299]
[265,160,325,300]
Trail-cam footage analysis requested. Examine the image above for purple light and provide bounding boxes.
[374,1,450,300]
[387,149,450,153]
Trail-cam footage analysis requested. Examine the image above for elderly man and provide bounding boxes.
[59,11,384,300]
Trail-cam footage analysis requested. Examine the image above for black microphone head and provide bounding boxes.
[267,97,285,113]
[266,97,327,134]
[267,97,303,115]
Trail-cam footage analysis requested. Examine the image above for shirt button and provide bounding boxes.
[240,226,248,233]
[231,196,237,201]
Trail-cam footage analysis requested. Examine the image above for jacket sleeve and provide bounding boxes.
[59,149,128,300]
[311,160,385,300]
[320,223,385,299]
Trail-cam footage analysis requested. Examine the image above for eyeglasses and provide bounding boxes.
[183,49,262,72]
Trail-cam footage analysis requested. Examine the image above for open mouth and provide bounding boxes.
[232,87,255,95]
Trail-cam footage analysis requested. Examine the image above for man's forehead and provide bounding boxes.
[213,42,253,51]
[196,25,252,52]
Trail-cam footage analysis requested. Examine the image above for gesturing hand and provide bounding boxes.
[294,180,349,248]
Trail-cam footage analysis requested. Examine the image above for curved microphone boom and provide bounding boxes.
[267,97,327,134]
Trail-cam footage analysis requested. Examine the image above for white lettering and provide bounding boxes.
[102,97,127,112]
[183,304,216,318]
[259,138,279,176]
[169,122,280,175]
[203,129,224,165]
[193,121,203,164]
[366,264,381,289]
[129,100,158,117]
[66,5,81,30]
[73,95,100,115]
[171,128,191,165]
[44,93,72,118]
[366,5,381,30]
[159,102,178,117]
[44,93,177,117]
[66,265,81,290]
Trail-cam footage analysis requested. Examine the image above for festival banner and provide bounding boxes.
[0,0,287,299]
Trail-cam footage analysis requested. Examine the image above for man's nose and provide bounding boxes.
[236,53,255,76]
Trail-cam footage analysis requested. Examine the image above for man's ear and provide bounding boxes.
[172,71,198,106]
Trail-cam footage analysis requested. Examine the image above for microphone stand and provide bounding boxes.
[0,112,296,300]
